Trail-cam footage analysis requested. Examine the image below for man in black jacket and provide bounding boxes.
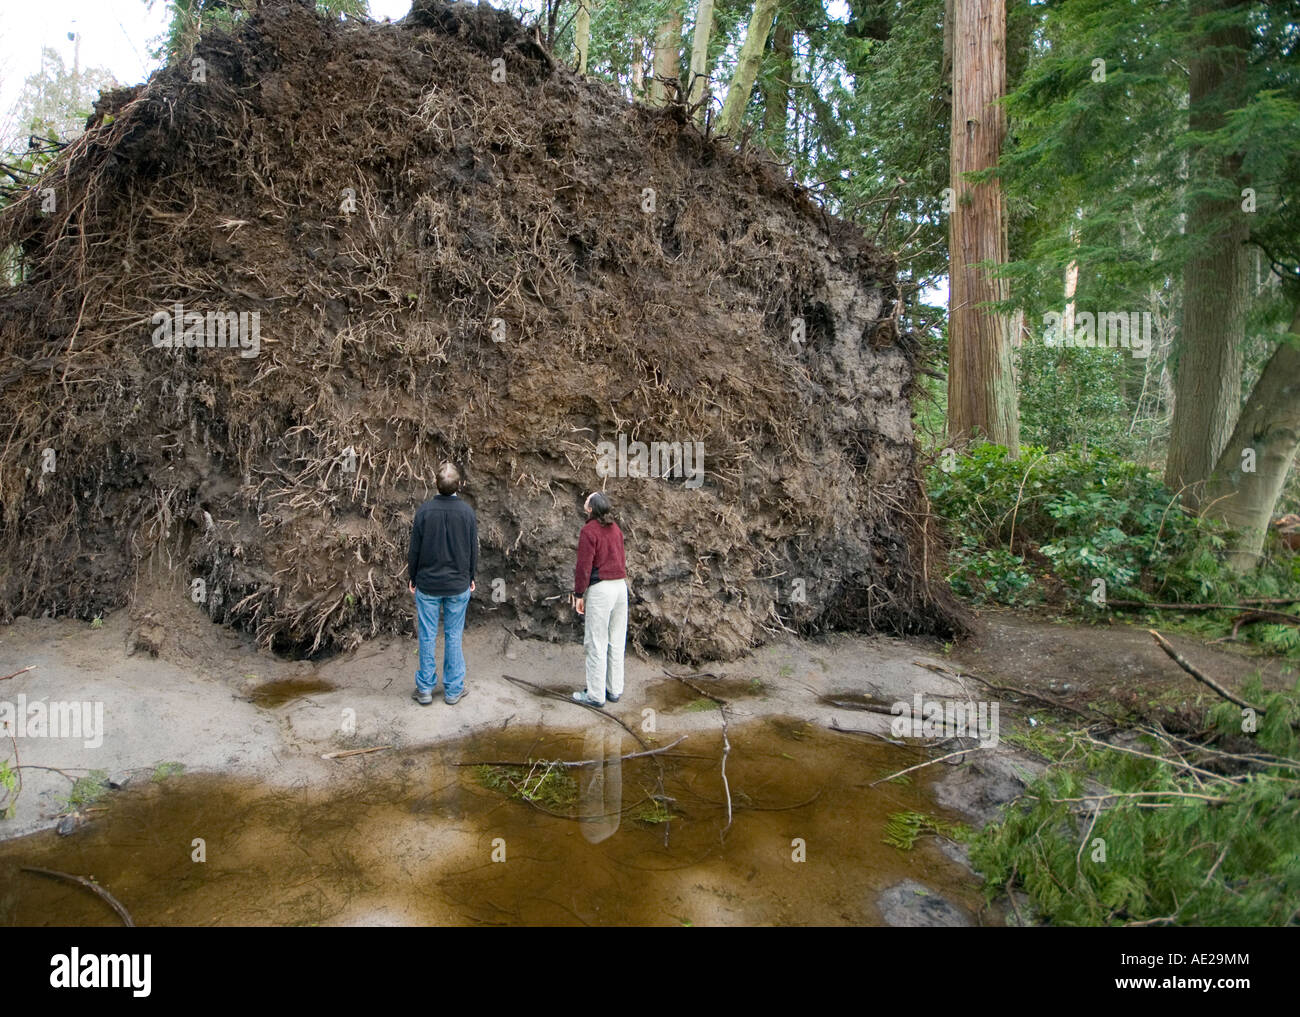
[408,462,477,705]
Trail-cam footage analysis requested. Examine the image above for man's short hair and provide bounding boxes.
[436,462,461,496]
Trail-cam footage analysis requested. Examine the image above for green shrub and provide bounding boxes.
[969,680,1300,926]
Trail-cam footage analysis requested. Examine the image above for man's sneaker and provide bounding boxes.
[411,688,433,706]
[606,692,621,703]
[572,691,605,708]
[445,688,468,706]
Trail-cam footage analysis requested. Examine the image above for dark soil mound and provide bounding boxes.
[0,0,962,661]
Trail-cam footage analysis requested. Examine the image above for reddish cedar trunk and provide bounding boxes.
[946,0,1019,454]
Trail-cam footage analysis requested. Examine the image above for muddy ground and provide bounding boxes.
[1,594,1287,926]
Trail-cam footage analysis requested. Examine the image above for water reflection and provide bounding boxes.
[578,727,622,844]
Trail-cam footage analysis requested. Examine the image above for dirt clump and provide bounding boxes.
[0,0,961,661]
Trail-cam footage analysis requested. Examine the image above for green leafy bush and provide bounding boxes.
[946,538,1039,605]
[928,443,1299,657]
[929,443,1296,606]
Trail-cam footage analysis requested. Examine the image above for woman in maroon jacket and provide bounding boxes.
[572,491,628,707]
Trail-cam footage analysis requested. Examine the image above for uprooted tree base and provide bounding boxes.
[0,0,963,662]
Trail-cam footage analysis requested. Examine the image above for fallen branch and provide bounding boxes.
[818,695,898,716]
[827,717,906,744]
[0,665,35,682]
[1112,600,1300,624]
[1147,630,1263,714]
[20,866,135,927]
[1029,789,1230,805]
[1226,610,1300,635]
[455,736,687,769]
[869,744,991,787]
[501,673,648,749]
[321,745,392,760]
[913,660,1104,722]
[1076,731,1238,786]
[666,671,732,840]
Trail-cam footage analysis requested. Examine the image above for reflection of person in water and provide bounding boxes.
[570,491,628,709]
[579,726,622,845]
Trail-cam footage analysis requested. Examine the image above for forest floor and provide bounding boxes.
[0,595,1289,926]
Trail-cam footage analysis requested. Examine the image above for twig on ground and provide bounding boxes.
[826,717,906,744]
[455,736,687,769]
[501,673,647,748]
[1006,868,1027,927]
[666,671,733,840]
[20,866,135,926]
[1078,731,1238,785]
[913,660,1103,721]
[869,744,991,786]
[321,745,392,760]
[1112,601,1299,624]
[1028,789,1230,805]
[1147,630,1260,713]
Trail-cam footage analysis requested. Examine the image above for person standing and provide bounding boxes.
[408,462,477,706]
[572,491,628,707]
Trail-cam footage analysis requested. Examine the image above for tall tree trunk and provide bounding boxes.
[946,0,1019,454]
[573,0,592,75]
[688,0,716,121]
[1063,222,1080,336]
[1164,0,1252,500]
[649,3,683,107]
[942,0,954,77]
[1205,306,1300,570]
[718,0,781,136]
[762,14,793,153]
[631,36,645,97]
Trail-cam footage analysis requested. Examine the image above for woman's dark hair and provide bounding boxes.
[587,491,614,526]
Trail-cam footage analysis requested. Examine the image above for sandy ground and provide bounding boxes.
[0,600,989,841]
[1,594,1283,843]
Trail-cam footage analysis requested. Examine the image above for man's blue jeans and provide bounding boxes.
[414,587,471,701]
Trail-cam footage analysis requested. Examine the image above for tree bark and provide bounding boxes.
[573,0,591,75]
[1063,222,1080,335]
[688,0,716,121]
[941,0,954,87]
[649,3,683,107]
[631,36,645,97]
[1164,0,1252,500]
[1205,305,1300,570]
[762,14,794,153]
[718,0,781,137]
[946,0,1019,453]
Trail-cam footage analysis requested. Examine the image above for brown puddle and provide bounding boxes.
[0,717,992,926]
[245,678,336,708]
[649,672,771,710]
[818,690,896,712]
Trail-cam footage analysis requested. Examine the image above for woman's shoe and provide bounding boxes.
[572,691,605,708]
